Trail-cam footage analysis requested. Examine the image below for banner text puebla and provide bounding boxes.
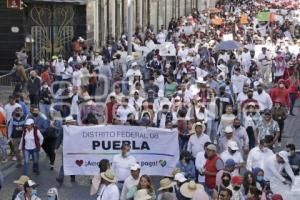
[63,125,180,176]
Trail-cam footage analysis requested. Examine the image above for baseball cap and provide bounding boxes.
[227,141,239,151]
[174,173,187,183]
[130,163,141,171]
[231,176,243,185]
[206,144,217,151]
[25,118,34,126]
[225,159,236,167]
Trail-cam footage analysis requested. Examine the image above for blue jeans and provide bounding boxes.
[39,103,50,118]
[23,149,39,175]
[289,93,297,114]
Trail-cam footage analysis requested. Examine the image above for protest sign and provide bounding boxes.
[158,42,176,56]
[223,34,234,41]
[256,12,270,22]
[63,125,180,176]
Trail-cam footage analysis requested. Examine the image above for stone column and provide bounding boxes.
[123,0,128,34]
[142,0,147,30]
[99,0,106,46]
[115,0,121,40]
[107,0,115,42]
[136,0,141,29]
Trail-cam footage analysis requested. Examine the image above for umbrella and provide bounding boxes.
[215,40,243,51]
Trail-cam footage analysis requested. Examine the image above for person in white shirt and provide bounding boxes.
[153,91,170,113]
[240,47,252,73]
[116,97,136,124]
[187,122,211,159]
[154,70,165,92]
[263,151,295,199]
[120,163,141,200]
[195,141,211,184]
[53,56,65,80]
[92,50,103,68]
[220,141,244,176]
[72,66,82,87]
[19,119,44,175]
[62,64,73,82]
[4,95,21,122]
[153,104,176,128]
[156,29,166,44]
[253,83,273,111]
[246,139,274,171]
[177,45,189,60]
[112,143,137,191]
[129,90,144,119]
[257,47,272,83]
[97,169,120,200]
[231,67,250,96]
[126,62,142,90]
[236,84,249,105]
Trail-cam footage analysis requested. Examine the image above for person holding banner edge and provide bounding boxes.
[112,143,137,192]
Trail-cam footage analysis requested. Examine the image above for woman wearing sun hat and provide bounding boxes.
[12,175,30,200]
[127,175,156,200]
[97,169,119,200]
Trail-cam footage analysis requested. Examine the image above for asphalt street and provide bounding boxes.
[0,97,299,200]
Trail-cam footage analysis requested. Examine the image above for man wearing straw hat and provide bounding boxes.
[157,178,177,200]
[97,169,119,200]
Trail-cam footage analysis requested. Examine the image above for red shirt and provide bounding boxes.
[204,155,222,189]
[269,87,290,108]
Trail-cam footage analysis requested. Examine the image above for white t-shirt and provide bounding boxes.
[112,154,136,181]
[220,150,244,176]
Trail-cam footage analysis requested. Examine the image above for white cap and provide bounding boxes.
[131,62,138,66]
[174,173,187,183]
[130,163,141,171]
[25,118,34,126]
[27,180,37,187]
[224,126,233,133]
[227,140,239,151]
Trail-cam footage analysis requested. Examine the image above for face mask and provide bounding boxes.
[222,179,230,187]
[233,186,241,191]
[279,84,284,88]
[257,89,263,93]
[47,197,56,200]
[31,189,38,197]
[233,125,240,129]
[256,176,264,182]
[289,152,293,157]
[123,152,129,158]
[229,150,236,154]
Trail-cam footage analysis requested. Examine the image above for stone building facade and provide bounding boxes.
[86,0,216,47]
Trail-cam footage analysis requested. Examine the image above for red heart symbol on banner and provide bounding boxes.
[75,160,84,167]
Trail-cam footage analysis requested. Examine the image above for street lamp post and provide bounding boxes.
[127,0,132,55]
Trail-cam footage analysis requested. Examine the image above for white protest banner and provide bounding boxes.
[223,33,233,41]
[158,42,176,57]
[63,125,180,176]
